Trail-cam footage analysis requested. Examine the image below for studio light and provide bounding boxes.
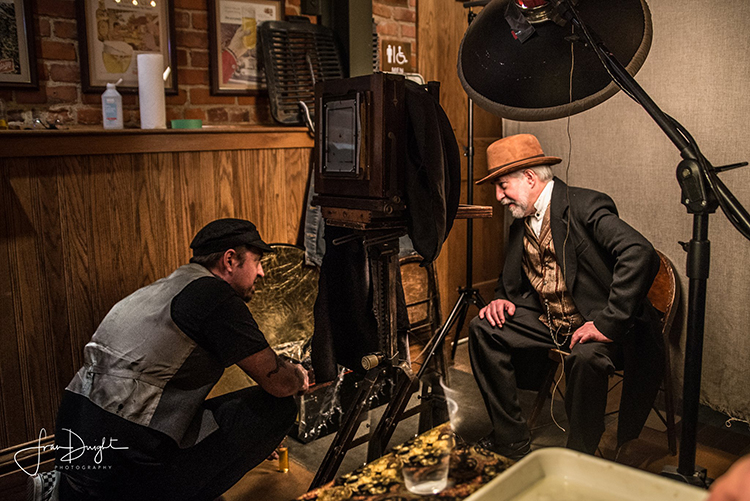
[458,0,651,121]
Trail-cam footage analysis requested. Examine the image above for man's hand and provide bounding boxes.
[294,363,310,395]
[479,299,516,328]
[570,321,612,349]
[237,348,311,398]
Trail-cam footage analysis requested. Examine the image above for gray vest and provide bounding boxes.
[67,264,226,448]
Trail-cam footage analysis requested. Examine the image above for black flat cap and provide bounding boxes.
[190,218,273,256]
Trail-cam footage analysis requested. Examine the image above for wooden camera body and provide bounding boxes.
[314,72,407,226]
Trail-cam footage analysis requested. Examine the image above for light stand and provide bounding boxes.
[554,0,750,486]
[424,3,488,368]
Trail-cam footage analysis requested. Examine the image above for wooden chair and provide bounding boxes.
[527,250,680,455]
[399,252,442,365]
[399,252,453,432]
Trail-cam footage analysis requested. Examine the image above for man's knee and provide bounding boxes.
[469,315,499,352]
[245,394,297,439]
[469,316,488,345]
[469,315,485,339]
[567,343,616,377]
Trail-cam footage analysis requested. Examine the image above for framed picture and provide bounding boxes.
[0,0,38,88]
[208,0,284,95]
[76,0,178,94]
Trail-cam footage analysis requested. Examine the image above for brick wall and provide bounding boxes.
[0,0,416,128]
[373,0,417,70]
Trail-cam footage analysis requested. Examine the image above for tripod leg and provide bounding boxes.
[417,368,449,433]
[366,362,419,462]
[417,291,471,379]
[450,300,472,360]
[311,367,381,489]
[475,290,488,308]
[451,289,486,359]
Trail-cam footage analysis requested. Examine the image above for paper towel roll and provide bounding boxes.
[137,54,166,129]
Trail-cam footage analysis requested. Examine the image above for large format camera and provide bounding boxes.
[314,72,407,227]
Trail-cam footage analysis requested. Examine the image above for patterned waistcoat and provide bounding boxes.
[521,207,584,338]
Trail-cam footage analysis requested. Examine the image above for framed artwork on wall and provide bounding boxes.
[76,0,178,94]
[208,0,284,95]
[0,0,38,88]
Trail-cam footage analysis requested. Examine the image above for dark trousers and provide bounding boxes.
[468,305,623,454]
[57,387,297,501]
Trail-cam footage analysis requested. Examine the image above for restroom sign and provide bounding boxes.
[381,40,413,74]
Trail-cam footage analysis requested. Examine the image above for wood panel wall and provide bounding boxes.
[0,129,313,451]
[417,1,505,329]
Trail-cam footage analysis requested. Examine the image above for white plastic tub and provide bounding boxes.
[465,448,709,501]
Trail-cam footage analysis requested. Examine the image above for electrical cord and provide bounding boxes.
[545,26,576,434]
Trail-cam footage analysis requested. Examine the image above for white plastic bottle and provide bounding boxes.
[101,79,123,129]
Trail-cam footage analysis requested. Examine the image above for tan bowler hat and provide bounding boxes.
[476,134,561,185]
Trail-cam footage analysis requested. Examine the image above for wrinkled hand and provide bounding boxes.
[570,321,612,349]
[479,299,516,328]
[708,455,750,501]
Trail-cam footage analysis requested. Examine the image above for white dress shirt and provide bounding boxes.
[528,180,554,238]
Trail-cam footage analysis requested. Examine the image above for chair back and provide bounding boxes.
[646,250,680,338]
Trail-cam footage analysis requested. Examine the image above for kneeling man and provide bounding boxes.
[55,218,309,500]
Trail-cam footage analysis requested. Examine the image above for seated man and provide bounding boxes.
[54,218,309,501]
[469,134,663,458]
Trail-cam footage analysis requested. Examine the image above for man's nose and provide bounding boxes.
[258,263,265,278]
[495,185,504,201]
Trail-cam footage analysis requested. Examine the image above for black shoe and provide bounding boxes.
[477,435,531,461]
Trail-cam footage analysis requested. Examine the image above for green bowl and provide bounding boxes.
[171,119,203,129]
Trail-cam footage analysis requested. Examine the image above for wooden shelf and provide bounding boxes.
[456,204,493,219]
[0,125,314,158]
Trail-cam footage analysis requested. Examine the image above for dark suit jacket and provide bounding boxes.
[496,177,664,445]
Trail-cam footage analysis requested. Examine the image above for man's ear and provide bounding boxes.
[522,169,536,185]
[220,248,237,272]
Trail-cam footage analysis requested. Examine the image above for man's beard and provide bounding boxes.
[243,285,256,302]
[502,198,527,219]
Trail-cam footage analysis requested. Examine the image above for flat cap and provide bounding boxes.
[190,218,273,256]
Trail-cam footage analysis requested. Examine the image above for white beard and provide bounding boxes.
[503,199,528,219]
